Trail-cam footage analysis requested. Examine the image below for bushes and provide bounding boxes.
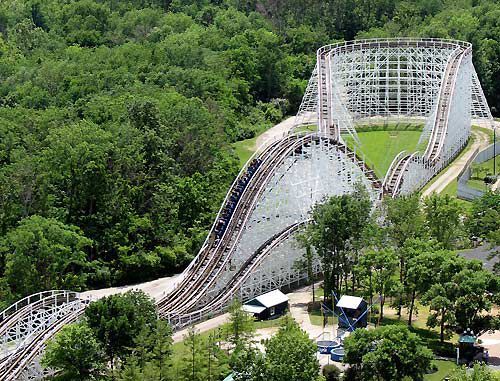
[322,364,341,381]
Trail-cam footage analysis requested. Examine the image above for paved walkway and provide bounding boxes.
[255,112,315,150]
[421,128,491,197]
[81,273,182,301]
[479,329,500,367]
[172,313,230,343]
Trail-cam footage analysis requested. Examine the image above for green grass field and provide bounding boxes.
[233,136,258,167]
[344,130,422,177]
[233,124,424,178]
[468,156,499,189]
[425,360,458,380]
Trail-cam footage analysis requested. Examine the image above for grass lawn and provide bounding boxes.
[344,129,422,177]
[308,309,338,326]
[440,179,473,211]
[233,135,258,167]
[424,360,458,380]
[468,155,499,189]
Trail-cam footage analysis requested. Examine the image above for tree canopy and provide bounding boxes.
[343,325,433,381]
[1,0,500,303]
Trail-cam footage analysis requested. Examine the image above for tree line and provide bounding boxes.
[1,0,500,308]
[0,0,310,305]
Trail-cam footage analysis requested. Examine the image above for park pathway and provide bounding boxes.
[421,128,490,197]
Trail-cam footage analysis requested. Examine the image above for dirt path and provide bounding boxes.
[172,313,230,342]
[421,128,491,197]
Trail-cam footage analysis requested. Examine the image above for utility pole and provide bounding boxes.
[494,127,496,177]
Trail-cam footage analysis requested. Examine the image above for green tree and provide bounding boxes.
[384,194,425,316]
[449,363,500,380]
[423,194,462,249]
[42,323,105,381]
[466,191,500,240]
[84,290,157,374]
[179,327,207,381]
[264,318,321,381]
[357,248,399,324]
[422,261,499,342]
[232,347,267,381]
[118,319,174,381]
[343,325,433,381]
[153,320,174,381]
[0,215,92,300]
[226,299,255,351]
[306,188,372,297]
[404,241,453,326]
[295,229,317,302]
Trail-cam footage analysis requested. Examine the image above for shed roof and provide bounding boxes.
[242,304,266,314]
[223,374,234,381]
[337,295,364,310]
[459,334,476,344]
[246,289,289,308]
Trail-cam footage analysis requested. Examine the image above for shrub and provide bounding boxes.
[322,364,341,381]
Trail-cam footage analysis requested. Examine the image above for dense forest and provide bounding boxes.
[0,0,499,304]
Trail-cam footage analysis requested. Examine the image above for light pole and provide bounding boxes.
[494,127,496,177]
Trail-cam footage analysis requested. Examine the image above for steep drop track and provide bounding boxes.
[383,47,467,196]
[0,133,380,380]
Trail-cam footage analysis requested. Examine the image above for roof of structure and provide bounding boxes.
[246,289,288,308]
[337,295,365,310]
[242,304,266,314]
[459,334,476,344]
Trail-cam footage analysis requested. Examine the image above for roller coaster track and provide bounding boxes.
[157,134,380,320]
[3,37,489,379]
[166,222,305,328]
[383,46,469,196]
[0,132,379,380]
[0,292,88,381]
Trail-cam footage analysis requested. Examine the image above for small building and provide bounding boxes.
[458,329,482,364]
[336,295,368,330]
[242,289,289,320]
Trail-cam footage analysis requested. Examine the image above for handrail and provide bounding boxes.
[392,152,420,198]
[382,150,407,190]
[317,38,471,57]
[0,290,76,322]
